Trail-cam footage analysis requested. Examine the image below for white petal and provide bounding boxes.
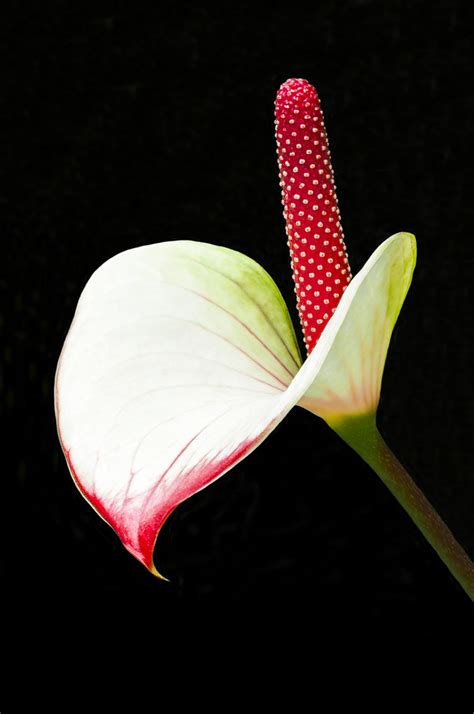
[55,241,308,574]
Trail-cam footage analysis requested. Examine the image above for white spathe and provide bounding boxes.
[55,232,416,573]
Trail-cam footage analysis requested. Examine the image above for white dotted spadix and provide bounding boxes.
[275,78,351,353]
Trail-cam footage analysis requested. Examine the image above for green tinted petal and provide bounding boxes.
[298,232,416,424]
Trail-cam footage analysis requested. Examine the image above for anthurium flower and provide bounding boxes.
[55,78,474,598]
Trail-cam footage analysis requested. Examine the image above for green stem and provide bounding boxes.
[328,412,474,600]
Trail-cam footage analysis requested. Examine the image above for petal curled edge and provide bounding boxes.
[55,233,415,575]
[297,232,417,423]
[55,240,306,576]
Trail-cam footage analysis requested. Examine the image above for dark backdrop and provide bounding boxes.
[4,1,474,625]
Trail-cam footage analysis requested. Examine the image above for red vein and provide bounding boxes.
[158,278,297,379]
[146,251,301,369]
[88,350,282,394]
[135,401,244,525]
[155,314,291,388]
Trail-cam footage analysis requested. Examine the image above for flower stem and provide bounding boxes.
[328,412,474,600]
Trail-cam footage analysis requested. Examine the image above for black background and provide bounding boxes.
[4,1,474,626]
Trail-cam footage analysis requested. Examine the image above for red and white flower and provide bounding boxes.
[55,79,416,578]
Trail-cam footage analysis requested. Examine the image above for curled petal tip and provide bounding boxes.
[148,562,170,582]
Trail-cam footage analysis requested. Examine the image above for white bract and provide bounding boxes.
[55,232,416,575]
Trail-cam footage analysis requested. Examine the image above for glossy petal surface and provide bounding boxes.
[55,241,305,574]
